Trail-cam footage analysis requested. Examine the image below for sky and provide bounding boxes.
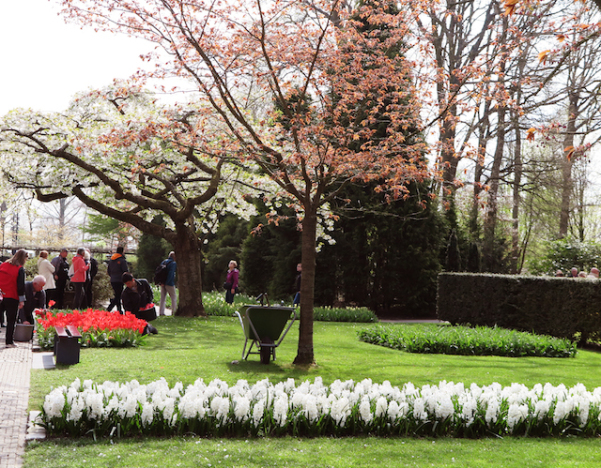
[0,0,152,115]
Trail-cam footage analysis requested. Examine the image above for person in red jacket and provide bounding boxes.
[0,249,27,348]
[71,248,90,310]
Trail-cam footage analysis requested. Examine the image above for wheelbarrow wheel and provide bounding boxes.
[260,345,271,364]
[260,337,274,364]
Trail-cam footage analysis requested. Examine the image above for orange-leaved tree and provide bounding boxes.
[58,0,430,364]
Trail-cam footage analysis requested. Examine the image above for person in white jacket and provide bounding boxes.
[37,250,55,307]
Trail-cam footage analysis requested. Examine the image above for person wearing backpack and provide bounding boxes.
[157,251,177,316]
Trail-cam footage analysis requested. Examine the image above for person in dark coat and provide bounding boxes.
[50,248,69,309]
[107,246,129,313]
[158,251,177,316]
[20,275,46,324]
[121,272,157,334]
[84,249,99,308]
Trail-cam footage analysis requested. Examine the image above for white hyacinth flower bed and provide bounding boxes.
[40,377,601,438]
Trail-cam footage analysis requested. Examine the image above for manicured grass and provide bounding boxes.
[24,437,601,468]
[25,318,601,467]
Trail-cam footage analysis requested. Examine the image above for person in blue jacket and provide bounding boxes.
[158,251,177,316]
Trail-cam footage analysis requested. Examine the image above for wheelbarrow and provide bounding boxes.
[234,301,296,364]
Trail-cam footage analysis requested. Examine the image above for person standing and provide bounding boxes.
[107,246,129,313]
[20,275,46,324]
[0,249,27,347]
[224,260,239,304]
[84,249,98,308]
[71,248,89,310]
[37,250,55,307]
[50,248,69,309]
[158,251,177,316]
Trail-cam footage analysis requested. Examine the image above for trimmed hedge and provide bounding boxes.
[358,324,577,358]
[437,273,601,342]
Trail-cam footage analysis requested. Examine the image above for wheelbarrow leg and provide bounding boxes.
[241,336,249,360]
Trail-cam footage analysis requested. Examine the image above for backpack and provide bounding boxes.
[153,261,169,285]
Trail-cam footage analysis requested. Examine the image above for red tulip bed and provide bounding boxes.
[35,308,148,349]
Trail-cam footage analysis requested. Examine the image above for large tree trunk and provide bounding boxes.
[559,94,578,238]
[172,223,206,317]
[510,114,523,274]
[482,103,507,272]
[293,209,317,365]
[469,101,491,239]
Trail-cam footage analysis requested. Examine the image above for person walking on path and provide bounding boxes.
[70,248,89,310]
[20,275,46,324]
[37,250,55,307]
[107,246,129,313]
[224,260,239,304]
[50,248,69,309]
[158,251,177,316]
[0,249,27,347]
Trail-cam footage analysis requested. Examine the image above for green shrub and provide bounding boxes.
[358,324,577,358]
[313,306,378,323]
[91,263,113,308]
[202,291,377,322]
[527,238,601,276]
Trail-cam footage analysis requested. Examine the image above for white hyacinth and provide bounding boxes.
[40,378,601,438]
[252,400,265,427]
[273,393,288,426]
[141,402,154,427]
[359,395,373,423]
[43,389,66,419]
[507,403,529,432]
[375,396,388,418]
[233,395,250,422]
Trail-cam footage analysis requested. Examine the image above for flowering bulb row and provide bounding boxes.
[40,377,601,438]
[35,309,147,349]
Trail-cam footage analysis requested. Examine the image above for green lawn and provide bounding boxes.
[26,317,601,467]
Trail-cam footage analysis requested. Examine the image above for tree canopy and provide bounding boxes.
[45,0,430,364]
[0,84,260,316]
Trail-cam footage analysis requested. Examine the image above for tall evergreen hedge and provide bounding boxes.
[437,272,601,342]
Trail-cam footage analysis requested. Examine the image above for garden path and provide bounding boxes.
[0,327,32,468]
